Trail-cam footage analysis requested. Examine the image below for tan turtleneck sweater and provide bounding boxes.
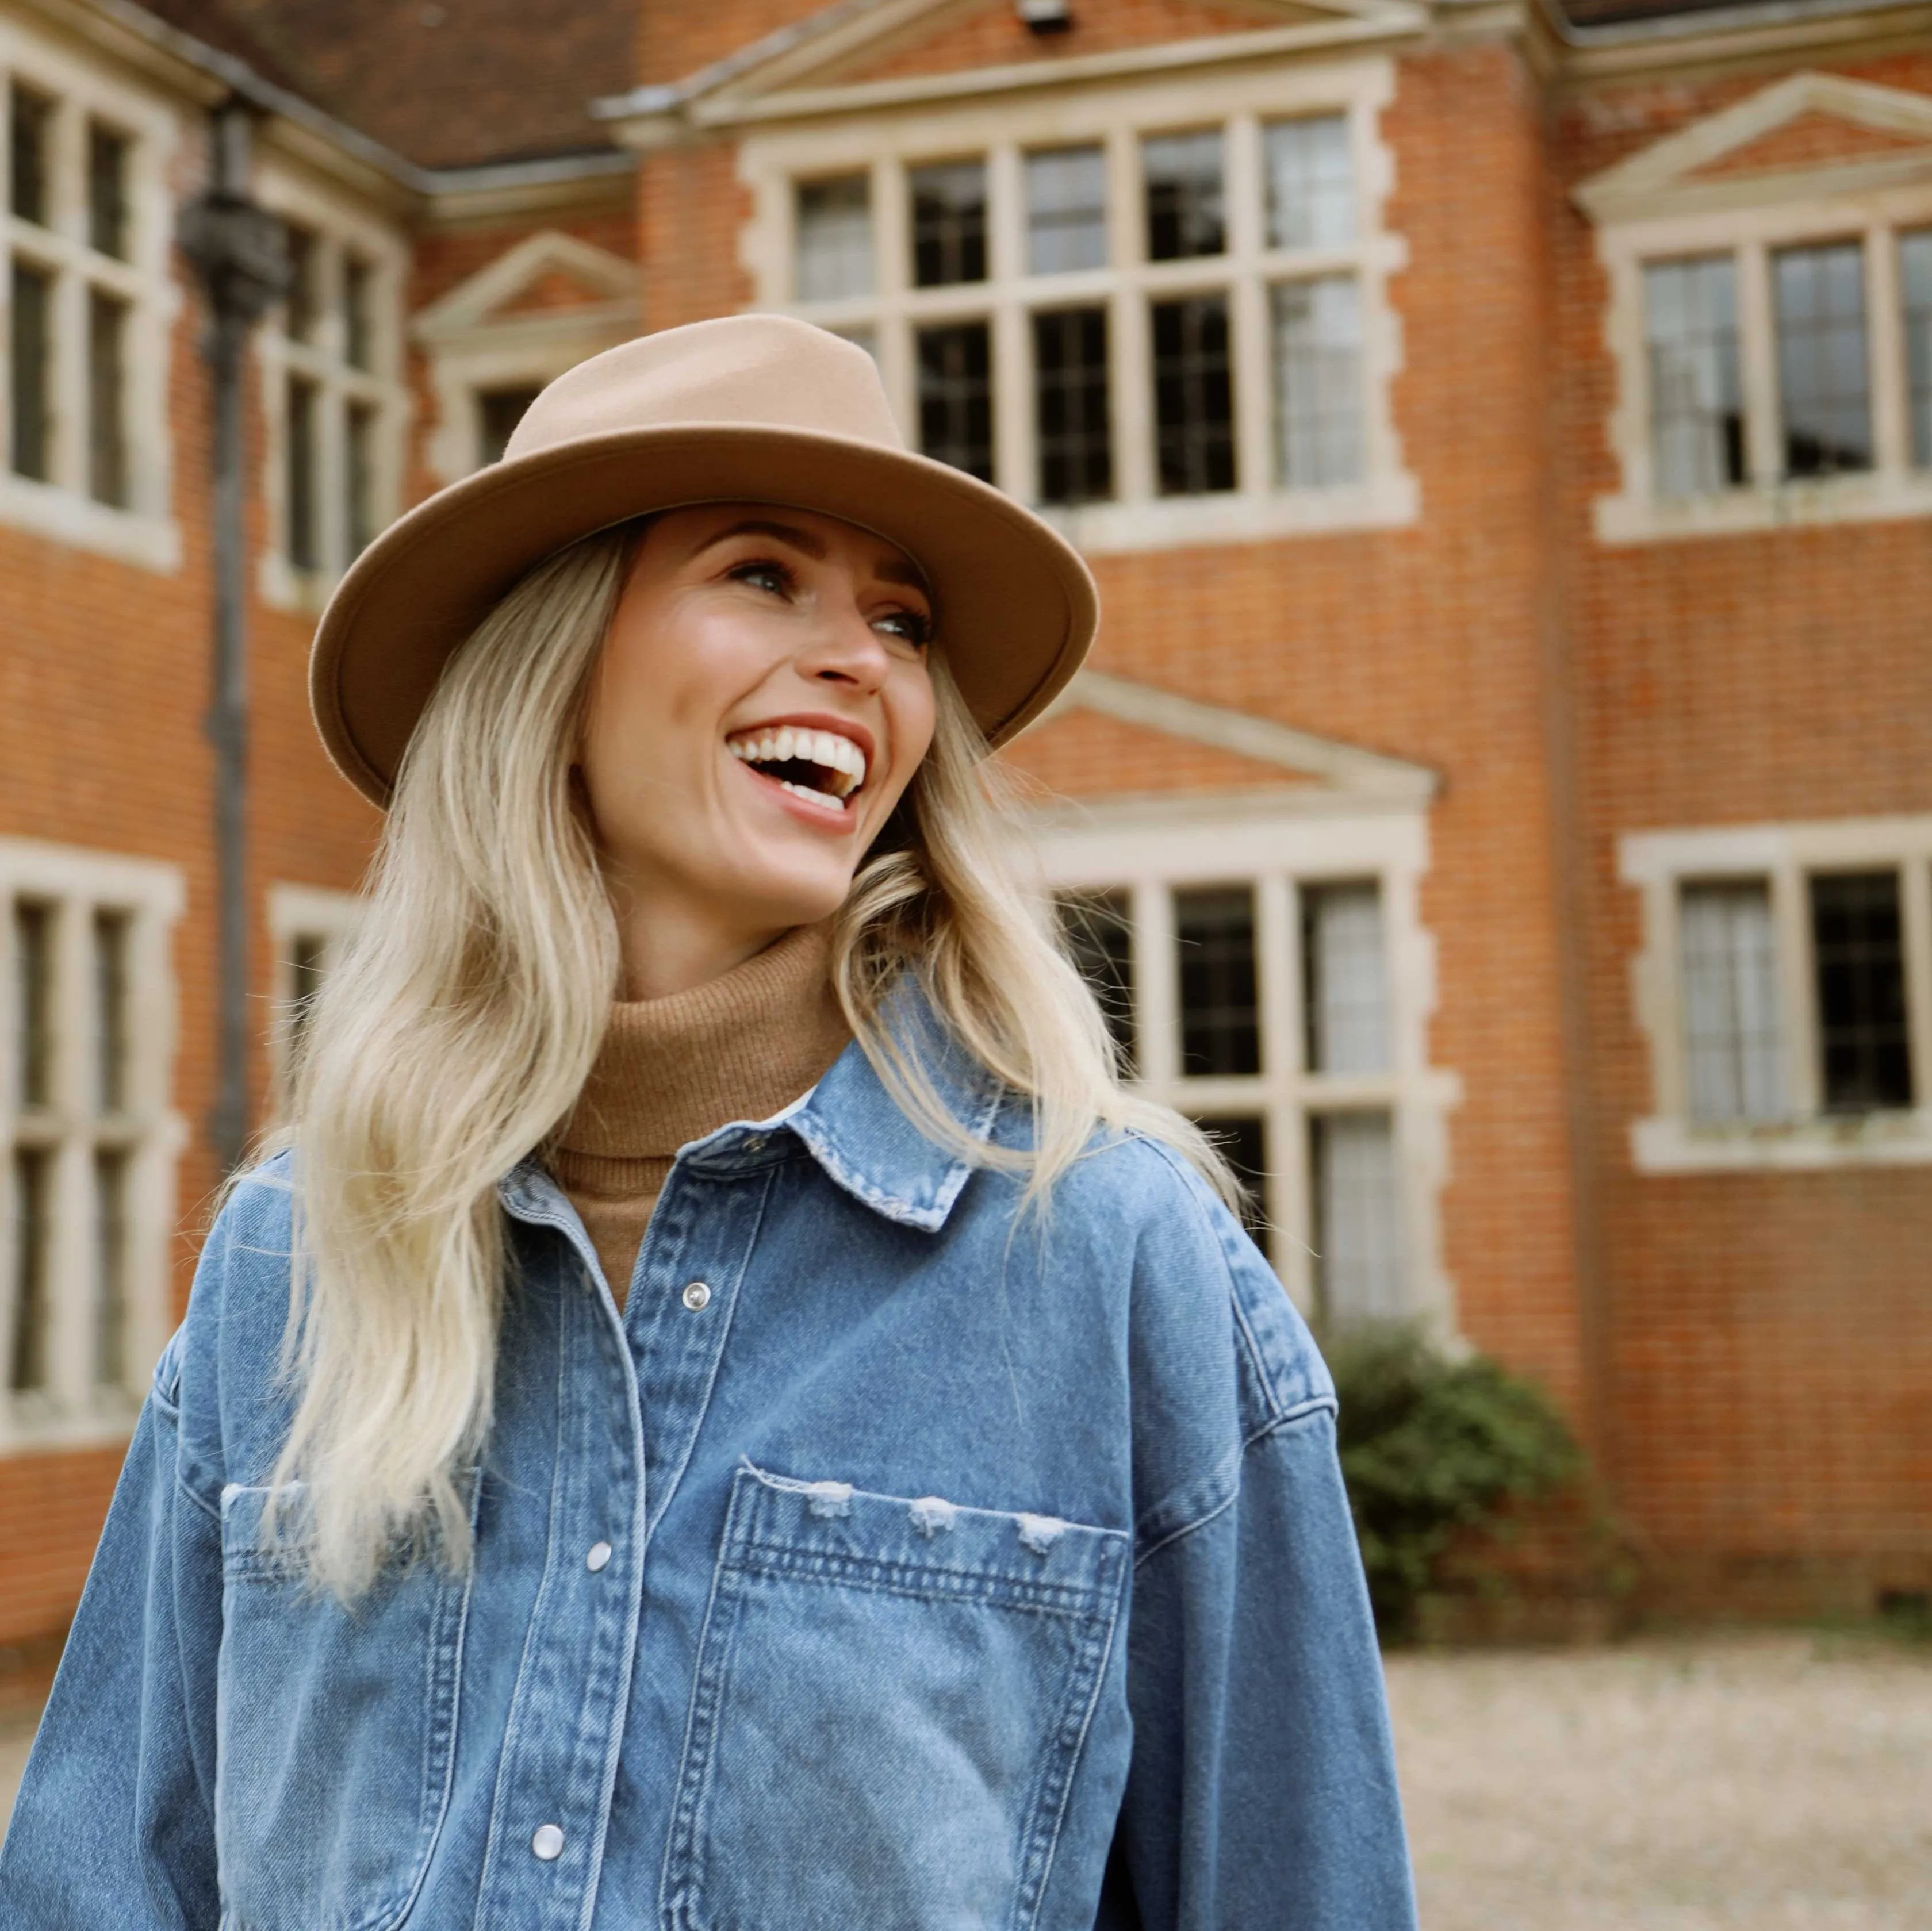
[548,922,850,1309]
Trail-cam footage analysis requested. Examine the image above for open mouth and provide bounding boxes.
[725,724,869,815]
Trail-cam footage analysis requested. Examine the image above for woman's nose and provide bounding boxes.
[798,602,892,691]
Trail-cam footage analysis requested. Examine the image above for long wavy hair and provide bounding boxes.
[268,518,1235,1597]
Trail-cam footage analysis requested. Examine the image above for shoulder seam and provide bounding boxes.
[1132,1134,1293,1422]
[1132,1398,1337,1568]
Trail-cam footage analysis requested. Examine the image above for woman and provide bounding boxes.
[0,316,1415,1929]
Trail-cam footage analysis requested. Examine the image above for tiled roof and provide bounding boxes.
[140,0,637,171]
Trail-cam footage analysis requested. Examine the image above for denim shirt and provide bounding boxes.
[1,1000,1416,1931]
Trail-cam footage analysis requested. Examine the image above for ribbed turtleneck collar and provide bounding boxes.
[552,920,850,1170]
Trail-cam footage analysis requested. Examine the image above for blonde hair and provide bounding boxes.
[270,520,1233,1596]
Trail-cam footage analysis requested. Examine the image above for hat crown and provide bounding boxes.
[504,314,907,462]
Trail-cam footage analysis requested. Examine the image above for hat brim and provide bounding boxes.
[309,421,1099,807]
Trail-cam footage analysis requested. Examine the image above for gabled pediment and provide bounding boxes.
[412,231,639,347]
[1577,73,1932,223]
[595,0,1421,136]
[1005,669,1438,815]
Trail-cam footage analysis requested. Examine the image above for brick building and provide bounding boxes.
[2,0,1927,1662]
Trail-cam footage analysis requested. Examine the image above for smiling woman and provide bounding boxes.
[0,317,1419,1931]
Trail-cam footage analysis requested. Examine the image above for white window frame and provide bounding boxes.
[0,18,181,571]
[254,162,410,611]
[1024,794,1458,1329]
[265,882,362,1111]
[1,838,186,1453]
[1621,815,1932,1171]
[411,229,641,486]
[1584,74,1932,546]
[737,55,1416,554]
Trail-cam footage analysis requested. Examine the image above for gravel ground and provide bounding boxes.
[2,1633,1927,1923]
[1387,1633,1932,1930]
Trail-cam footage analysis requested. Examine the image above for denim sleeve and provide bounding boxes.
[1105,1407,1419,1931]
[0,1341,223,1928]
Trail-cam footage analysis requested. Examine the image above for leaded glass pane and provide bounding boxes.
[1645,255,1745,497]
[1679,881,1782,1124]
[1311,1111,1404,1324]
[1775,240,1872,478]
[1034,306,1112,506]
[795,175,873,302]
[1264,114,1354,251]
[1026,145,1106,274]
[1273,277,1363,487]
[1143,130,1225,262]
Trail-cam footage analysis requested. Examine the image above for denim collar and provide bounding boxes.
[500,978,1003,1234]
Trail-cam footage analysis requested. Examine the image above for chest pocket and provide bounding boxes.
[661,1463,1129,1931]
[214,1483,474,1931]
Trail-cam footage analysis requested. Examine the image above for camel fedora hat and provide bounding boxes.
[309,313,1100,807]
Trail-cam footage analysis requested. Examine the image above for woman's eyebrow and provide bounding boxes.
[691,517,930,598]
[689,518,827,562]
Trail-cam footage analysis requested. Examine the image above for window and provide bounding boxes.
[1679,881,1781,1124]
[257,178,405,600]
[1143,130,1225,262]
[1273,278,1363,488]
[1175,886,1260,1074]
[85,121,128,260]
[1265,114,1353,252]
[1810,872,1912,1111]
[915,321,993,481]
[795,175,873,301]
[1033,307,1111,505]
[87,286,126,507]
[1594,174,1932,539]
[9,83,49,225]
[1,51,175,565]
[285,373,319,572]
[1026,145,1106,274]
[1774,241,1871,478]
[749,64,1413,550]
[1,839,183,1451]
[1034,805,1450,1325]
[1644,256,1744,497]
[1902,229,1932,469]
[1623,820,1932,1170]
[910,160,986,287]
[10,259,50,481]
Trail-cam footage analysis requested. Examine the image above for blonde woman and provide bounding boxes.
[0,317,1415,1930]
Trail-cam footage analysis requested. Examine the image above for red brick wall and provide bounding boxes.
[1552,52,1932,1610]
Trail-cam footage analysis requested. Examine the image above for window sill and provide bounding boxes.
[0,475,181,572]
[1632,1108,1932,1173]
[1596,470,1932,547]
[1042,473,1419,554]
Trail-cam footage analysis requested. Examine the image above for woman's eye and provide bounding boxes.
[874,608,933,649]
[727,559,792,597]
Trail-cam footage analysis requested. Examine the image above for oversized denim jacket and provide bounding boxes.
[0,997,1416,1931]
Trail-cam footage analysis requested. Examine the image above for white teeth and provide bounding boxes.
[777,777,848,813]
[724,724,871,798]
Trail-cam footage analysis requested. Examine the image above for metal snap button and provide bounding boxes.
[681,1280,712,1312]
[742,1134,767,1153]
[531,1823,564,1861]
[585,1541,612,1573]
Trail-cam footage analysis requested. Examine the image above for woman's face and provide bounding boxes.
[578,502,937,958]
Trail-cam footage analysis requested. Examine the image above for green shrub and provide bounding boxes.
[1324,1321,1586,1640]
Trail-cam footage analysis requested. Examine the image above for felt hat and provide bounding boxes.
[309,313,1099,807]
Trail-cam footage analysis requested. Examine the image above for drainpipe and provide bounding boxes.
[177,101,289,1176]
